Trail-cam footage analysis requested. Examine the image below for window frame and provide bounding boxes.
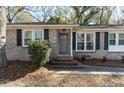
[109,33,116,46]
[76,32,95,52]
[108,32,124,52]
[22,29,44,47]
[118,33,124,45]
[76,33,85,50]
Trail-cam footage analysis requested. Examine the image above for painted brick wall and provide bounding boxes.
[6,29,30,61]
[73,32,124,60]
[6,29,124,61]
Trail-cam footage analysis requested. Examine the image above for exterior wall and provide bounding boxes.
[6,29,30,61]
[6,29,71,61]
[49,29,58,58]
[6,29,124,61]
[49,29,71,59]
[73,32,124,60]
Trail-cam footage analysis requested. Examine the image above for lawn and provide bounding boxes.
[0,61,124,87]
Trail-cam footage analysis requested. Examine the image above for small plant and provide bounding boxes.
[121,56,124,63]
[28,40,51,68]
[102,56,107,62]
[82,55,86,62]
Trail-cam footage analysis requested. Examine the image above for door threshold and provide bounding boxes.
[58,54,70,56]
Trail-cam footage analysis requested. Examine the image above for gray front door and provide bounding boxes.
[59,33,69,54]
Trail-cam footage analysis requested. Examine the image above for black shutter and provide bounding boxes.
[104,32,108,50]
[96,32,100,50]
[44,29,49,41]
[72,32,76,50]
[17,29,22,46]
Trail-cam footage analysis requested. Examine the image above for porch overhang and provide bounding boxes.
[7,23,79,30]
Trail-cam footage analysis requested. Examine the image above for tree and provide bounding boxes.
[6,6,25,23]
[98,6,116,24]
[71,6,100,24]
[0,6,7,67]
[27,6,54,22]
[47,16,64,23]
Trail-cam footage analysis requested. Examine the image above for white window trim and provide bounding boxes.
[22,29,44,47]
[109,33,116,46]
[108,32,124,46]
[76,31,96,52]
[118,33,124,45]
[108,31,124,52]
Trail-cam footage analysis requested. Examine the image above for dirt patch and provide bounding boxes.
[1,61,124,87]
[32,74,124,87]
[80,59,124,68]
[0,61,50,85]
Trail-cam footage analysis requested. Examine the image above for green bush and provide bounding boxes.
[28,40,51,68]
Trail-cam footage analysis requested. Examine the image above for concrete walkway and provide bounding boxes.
[51,65,124,75]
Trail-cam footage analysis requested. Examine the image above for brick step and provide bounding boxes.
[47,65,84,69]
[55,56,73,61]
[48,61,78,66]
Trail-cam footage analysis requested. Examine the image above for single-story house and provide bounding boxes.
[6,23,124,61]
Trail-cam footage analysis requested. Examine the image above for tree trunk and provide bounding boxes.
[0,6,7,67]
[100,7,104,24]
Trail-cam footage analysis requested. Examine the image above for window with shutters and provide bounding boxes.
[22,30,44,47]
[76,32,95,51]
[109,32,124,52]
[109,33,124,46]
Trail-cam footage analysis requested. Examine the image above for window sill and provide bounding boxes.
[75,50,96,52]
[108,50,124,53]
[21,45,28,48]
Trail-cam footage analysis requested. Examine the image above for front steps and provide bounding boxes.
[55,56,73,61]
[47,60,84,69]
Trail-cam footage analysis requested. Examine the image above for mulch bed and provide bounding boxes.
[0,61,50,84]
[80,59,124,68]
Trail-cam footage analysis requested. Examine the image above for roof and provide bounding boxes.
[6,22,124,30]
[79,24,124,29]
[7,22,78,26]
[7,22,79,29]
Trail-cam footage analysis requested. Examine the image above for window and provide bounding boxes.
[77,33,84,50]
[109,32,124,52]
[76,32,95,51]
[35,31,43,41]
[109,33,116,45]
[23,30,44,47]
[86,34,94,50]
[119,33,124,45]
[23,31,32,46]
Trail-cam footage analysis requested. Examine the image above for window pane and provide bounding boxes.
[86,34,93,41]
[24,38,31,45]
[24,31,32,38]
[35,38,42,41]
[119,33,124,39]
[110,40,115,45]
[119,40,124,45]
[77,42,84,50]
[77,33,84,41]
[86,42,93,50]
[35,31,43,39]
[110,33,115,40]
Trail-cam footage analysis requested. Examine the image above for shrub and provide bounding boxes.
[28,40,51,68]
[102,56,107,62]
[82,55,86,62]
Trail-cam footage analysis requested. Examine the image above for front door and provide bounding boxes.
[59,33,69,54]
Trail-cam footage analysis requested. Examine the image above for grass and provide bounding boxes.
[1,61,124,87]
